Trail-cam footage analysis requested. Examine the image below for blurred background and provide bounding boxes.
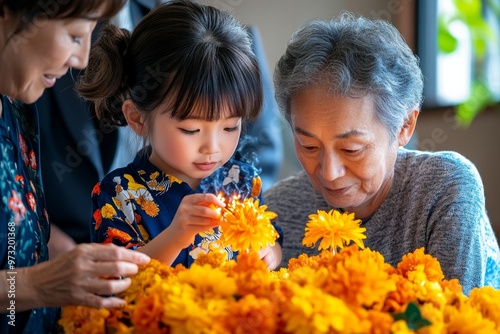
[198,0,500,242]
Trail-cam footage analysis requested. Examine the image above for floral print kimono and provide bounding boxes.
[0,96,59,333]
[91,149,282,268]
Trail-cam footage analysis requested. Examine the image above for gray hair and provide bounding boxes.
[274,12,424,142]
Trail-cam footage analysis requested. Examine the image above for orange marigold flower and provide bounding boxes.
[222,294,278,334]
[383,274,417,313]
[132,292,169,333]
[303,209,366,253]
[58,306,110,334]
[219,197,278,252]
[318,247,396,309]
[287,252,324,272]
[231,252,279,298]
[358,309,394,334]
[397,247,444,282]
[193,250,229,268]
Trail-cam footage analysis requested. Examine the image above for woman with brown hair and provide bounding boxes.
[0,1,150,332]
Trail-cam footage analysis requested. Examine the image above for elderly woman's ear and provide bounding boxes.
[398,109,419,147]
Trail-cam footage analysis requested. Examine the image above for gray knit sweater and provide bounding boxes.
[264,148,500,295]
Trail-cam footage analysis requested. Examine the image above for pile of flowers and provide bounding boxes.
[59,205,500,333]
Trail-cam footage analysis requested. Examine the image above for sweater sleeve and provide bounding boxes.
[419,152,500,294]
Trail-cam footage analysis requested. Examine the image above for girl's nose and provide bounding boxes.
[200,133,220,155]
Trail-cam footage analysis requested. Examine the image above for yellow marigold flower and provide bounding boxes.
[219,197,278,252]
[390,320,414,334]
[419,303,445,334]
[397,247,444,282]
[303,209,366,253]
[123,259,175,303]
[444,301,497,333]
[359,309,394,334]
[469,286,500,330]
[271,267,289,282]
[281,281,363,334]
[176,264,237,299]
[407,269,446,309]
[159,266,235,333]
[100,203,116,219]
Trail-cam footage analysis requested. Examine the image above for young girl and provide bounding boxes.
[77,0,282,269]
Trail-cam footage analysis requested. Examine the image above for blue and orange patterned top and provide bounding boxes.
[90,148,283,268]
[0,96,59,333]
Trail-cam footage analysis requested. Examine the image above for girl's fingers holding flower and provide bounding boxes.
[185,193,226,208]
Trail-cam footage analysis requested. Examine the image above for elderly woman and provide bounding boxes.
[0,1,150,332]
[264,12,500,295]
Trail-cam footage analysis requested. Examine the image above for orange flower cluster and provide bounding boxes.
[59,248,500,333]
[59,210,500,333]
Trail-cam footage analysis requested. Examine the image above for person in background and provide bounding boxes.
[0,1,151,333]
[263,12,500,295]
[38,0,283,258]
[78,0,283,269]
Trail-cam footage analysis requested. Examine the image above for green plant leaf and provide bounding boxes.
[456,79,495,126]
[438,16,459,53]
[392,302,432,331]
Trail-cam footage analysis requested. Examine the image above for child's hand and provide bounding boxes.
[168,193,225,249]
[258,243,282,270]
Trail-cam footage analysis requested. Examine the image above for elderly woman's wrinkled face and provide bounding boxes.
[0,15,97,103]
[290,85,407,219]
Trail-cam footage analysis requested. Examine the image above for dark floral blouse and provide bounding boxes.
[0,96,59,333]
[91,149,283,268]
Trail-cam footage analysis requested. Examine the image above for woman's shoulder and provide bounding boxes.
[398,148,480,180]
[395,148,485,205]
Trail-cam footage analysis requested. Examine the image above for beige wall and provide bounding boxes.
[417,107,500,241]
[198,0,500,240]
[200,0,403,77]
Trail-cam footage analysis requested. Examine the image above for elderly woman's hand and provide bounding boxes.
[17,243,150,310]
